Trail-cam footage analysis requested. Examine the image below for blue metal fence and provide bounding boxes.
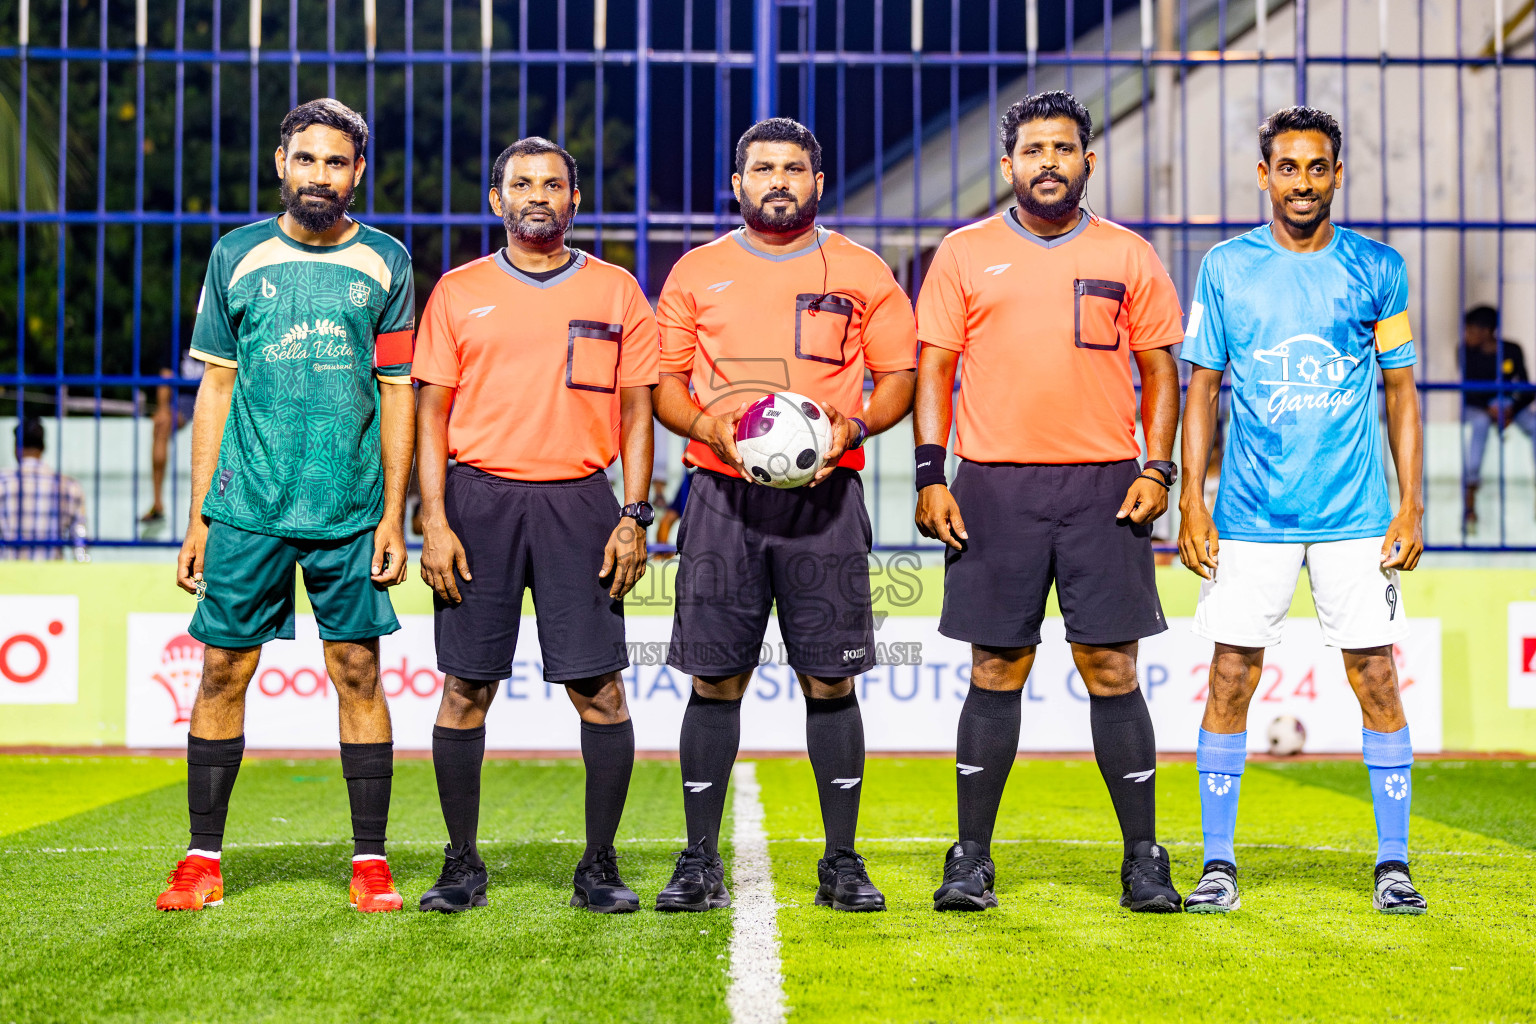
[4,0,1535,553]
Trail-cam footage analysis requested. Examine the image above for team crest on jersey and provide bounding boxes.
[349,280,371,307]
[1254,334,1362,424]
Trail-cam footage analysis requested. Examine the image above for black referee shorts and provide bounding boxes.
[939,459,1166,649]
[667,468,876,679]
[434,464,629,682]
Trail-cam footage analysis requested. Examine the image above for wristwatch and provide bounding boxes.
[620,501,655,528]
[1143,460,1178,487]
[847,417,870,451]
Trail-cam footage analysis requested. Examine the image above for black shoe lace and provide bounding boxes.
[670,840,712,885]
[583,846,624,886]
[827,847,871,885]
[433,846,481,889]
[1126,852,1174,892]
[942,853,988,886]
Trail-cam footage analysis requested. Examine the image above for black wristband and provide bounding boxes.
[914,444,948,492]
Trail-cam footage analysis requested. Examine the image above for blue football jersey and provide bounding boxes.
[1180,224,1416,542]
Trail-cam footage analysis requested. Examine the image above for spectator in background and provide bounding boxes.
[0,417,90,561]
[1461,305,1534,529]
[141,351,206,525]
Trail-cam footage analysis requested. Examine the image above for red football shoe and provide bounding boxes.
[156,854,224,911]
[350,857,404,912]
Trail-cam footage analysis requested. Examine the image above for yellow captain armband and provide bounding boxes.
[1374,310,1412,354]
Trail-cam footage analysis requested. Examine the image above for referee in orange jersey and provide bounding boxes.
[412,138,659,915]
[915,92,1186,914]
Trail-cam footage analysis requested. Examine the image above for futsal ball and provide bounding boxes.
[734,391,833,488]
[1267,715,1307,756]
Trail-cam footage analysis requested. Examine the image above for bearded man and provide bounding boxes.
[649,117,918,913]
[156,98,416,914]
[914,91,1187,914]
[411,137,660,914]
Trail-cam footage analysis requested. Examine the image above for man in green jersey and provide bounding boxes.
[155,99,416,914]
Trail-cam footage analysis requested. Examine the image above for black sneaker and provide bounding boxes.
[419,844,489,913]
[932,840,998,912]
[1373,860,1428,915]
[570,845,639,914]
[1119,840,1183,913]
[815,848,886,912]
[654,839,731,912]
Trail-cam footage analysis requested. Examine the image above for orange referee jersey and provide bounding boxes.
[917,210,1184,465]
[412,249,660,481]
[658,226,918,476]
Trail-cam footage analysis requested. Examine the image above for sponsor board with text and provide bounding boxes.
[125,613,1442,752]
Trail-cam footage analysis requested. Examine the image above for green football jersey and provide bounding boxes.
[190,218,416,540]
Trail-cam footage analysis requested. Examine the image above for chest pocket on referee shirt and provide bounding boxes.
[1073,279,1127,351]
[566,320,623,393]
[794,293,854,365]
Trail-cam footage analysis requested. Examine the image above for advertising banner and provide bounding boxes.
[1507,603,1536,709]
[126,613,1442,753]
[0,595,80,705]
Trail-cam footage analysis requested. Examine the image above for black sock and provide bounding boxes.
[187,734,244,854]
[431,725,485,852]
[955,684,1022,856]
[805,692,865,857]
[581,719,635,856]
[1089,688,1159,856]
[678,691,742,858]
[339,741,393,858]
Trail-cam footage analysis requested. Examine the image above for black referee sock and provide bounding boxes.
[1089,688,1159,857]
[955,684,1022,856]
[580,718,635,857]
[431,724,486,852]
[678,691,742,859]
[806,692,866,857]
[339,742,393,858]
[187,734,245,854]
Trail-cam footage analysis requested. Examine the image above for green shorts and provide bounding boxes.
[188,520,401,649]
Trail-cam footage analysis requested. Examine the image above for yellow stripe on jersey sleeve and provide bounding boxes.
[1374,310,1412,353]
[227,235,393,291]
[188,347,237,368]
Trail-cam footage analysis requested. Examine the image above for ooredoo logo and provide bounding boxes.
[0,619,64,684]
[251,657,444,700]
[153,633,206,724]
[0,596,80,705]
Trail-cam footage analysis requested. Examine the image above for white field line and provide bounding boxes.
[5,836,1531,860]
[726,762,787,1024]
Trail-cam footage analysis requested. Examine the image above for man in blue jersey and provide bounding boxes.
[1177,107,1427,915]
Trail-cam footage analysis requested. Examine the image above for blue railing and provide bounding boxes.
[4,0,1536,554]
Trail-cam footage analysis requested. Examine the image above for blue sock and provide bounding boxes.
[1363,726,1413,865]
[1195,729,1247,867]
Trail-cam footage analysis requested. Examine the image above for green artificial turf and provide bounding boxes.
[758,758,1536,1024]
[1259,759,1536,849]
[0,756,185,836]
[3,755,1534,1024]
[0,758,730,1024]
